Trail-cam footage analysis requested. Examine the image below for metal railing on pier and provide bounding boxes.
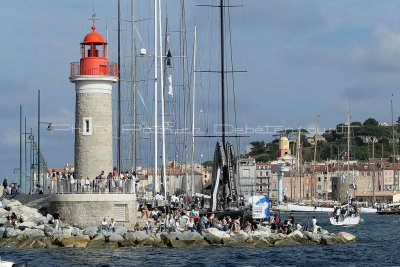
[48,179,136,194]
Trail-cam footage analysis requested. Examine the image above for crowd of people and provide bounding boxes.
[136,200,257,235]
[2,177,19,199]
[49,168,139,194]
[270,213,320,234]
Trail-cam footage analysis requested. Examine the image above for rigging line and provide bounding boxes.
[227,0,241,155]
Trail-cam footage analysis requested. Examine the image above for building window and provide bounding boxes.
[114,204,127,221]
[242,169,250,178]
[82,117,92,135]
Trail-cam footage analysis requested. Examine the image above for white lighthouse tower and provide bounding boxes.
[69,23,117,180]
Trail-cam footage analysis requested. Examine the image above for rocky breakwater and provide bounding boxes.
[0,199,356,248]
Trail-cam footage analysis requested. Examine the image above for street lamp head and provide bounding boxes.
[47,123,54,132]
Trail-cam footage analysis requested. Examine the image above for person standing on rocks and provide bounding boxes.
[311,216,318,234]
[2,177,8,194]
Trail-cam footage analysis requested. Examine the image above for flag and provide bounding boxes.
[168,75,173,97]
[166,49,172,66]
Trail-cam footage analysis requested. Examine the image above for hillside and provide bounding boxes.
[247,118,400,162]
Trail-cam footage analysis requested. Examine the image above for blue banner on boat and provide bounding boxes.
[252,195,270,219]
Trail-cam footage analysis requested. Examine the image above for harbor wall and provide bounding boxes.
[49,194,139,228]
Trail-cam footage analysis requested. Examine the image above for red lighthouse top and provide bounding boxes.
[82,25,105,44]
[70,23,117,77]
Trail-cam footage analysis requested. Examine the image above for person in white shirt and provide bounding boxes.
[187,217,196,232]
[101,218,109,231]
[311,216,318,234]
[109,218,116,232]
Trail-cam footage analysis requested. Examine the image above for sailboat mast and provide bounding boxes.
[154,0,159,194]
[347,99,351,174]
[159,0,167,197]
[391,95,396,192]
[191,26,197,195]
[131,0,137,173]
[312,115,319,199]
[117,0,122,172]
[296,126,301,200]
[220,0,226,146]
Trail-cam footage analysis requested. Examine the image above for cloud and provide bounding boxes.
[348,24,400,72]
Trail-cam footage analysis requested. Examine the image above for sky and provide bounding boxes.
[2,0,400,185]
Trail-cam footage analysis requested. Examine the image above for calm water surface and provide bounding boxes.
[1,213,399,267]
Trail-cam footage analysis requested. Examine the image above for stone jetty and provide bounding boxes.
[0,199,356,249]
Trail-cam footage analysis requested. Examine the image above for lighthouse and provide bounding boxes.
[69,23,118,180]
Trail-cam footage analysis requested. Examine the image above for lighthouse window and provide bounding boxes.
[83,117,92,135]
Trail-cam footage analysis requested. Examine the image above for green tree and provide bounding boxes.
[202,160,213,168]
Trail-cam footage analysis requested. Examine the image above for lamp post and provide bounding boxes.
[37,90,54,192]
[25,130,34,194]
[21,117,34,193]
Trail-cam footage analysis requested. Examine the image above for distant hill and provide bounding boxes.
[247,118,400,162]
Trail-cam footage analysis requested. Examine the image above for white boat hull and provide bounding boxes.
[274,204,334,213]
[360,207,377,213]
[330,215,360,226]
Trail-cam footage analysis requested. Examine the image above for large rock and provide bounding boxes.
[0,208,9,218]
[54,236,90,248]
[83,226,99,239]
[93,233,105,241]
[4,228,22,238]
[108,233,124,242]
[337,232,356,242]
[201,228,230,245]
[43,225,63,238]
[321,234,343,245]
[87,240,119,248]
[268,233,286,244]
[62,228,72,237]
[303,231,322,244]
[71,227,84,237]
[23,229,45,239]
[1,198,11,207]
[118,240,137,247]
[6,200,23,209]
[223,231,251,247]
[124,231,155,245]
[160,232,208,247]
[274,238,300,246]
[18,237,48,248]
[19,221,37,229]
[287,230,304,243]
[114,226,128,235]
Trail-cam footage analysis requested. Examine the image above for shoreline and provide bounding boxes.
[0,198,356,249]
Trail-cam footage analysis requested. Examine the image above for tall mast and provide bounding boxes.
[154,0,159,194]
[312,115,319,199]
[392,95,396,192]
[220,0,226,146]
[296,125,301,200]
[159,0,167,197]
[191,25,197,195]
[180,0,189,193]
[347,99,351,175]
[131,0,137,172]
[117,0,122,172]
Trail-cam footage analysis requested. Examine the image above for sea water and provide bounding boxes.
[0,213,399,267]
